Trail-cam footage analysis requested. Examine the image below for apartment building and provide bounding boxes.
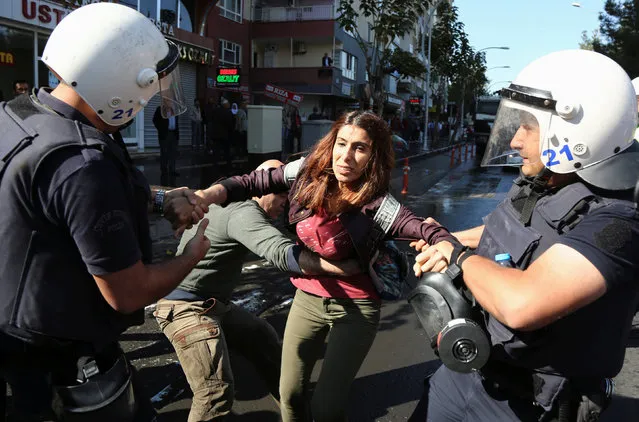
[249,0,367,120]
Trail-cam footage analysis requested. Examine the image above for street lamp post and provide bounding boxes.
[421,0,445,151]
[478,46,510,53]
[486,80,512,94]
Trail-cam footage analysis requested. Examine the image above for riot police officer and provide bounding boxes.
[0,3,210,421]
[410,50,639,421]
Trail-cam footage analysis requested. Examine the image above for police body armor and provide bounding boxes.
[0,94,153,421]
[473,176,636,413]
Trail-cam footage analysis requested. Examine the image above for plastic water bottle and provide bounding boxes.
[495,253,514,268]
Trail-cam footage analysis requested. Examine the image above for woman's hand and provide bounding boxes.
[413,240,453,277]
[195,184,228,207]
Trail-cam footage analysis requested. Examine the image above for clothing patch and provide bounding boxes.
[93,210,131,236]
[594,219,632,254]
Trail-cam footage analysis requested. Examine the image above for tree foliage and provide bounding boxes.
[579,30,600,51]
[336,0,426,114]
[592,0,639,77]
[429,2,486,138]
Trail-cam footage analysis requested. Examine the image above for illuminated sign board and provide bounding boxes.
[0,51,15,65]
[409,96,421,105]
[216,68,240,87]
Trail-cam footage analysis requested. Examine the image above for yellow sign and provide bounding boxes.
[0,52,15,65]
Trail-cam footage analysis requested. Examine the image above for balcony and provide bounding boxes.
[253,5,335,22]
[250,66,352,97]
[398,79,417,94]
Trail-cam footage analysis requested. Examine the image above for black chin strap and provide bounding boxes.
[511,168,553,226]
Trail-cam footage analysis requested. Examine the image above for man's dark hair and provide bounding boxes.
[13,80,28,89]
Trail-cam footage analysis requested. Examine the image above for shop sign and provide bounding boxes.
[264,84,303,107]
[0,0,70,29]
[177,43,215,66]
[409,96,421,105]
[149,18,175,37]
[0,51,15,66]
[215,67,240,87]
[386,94,403,106]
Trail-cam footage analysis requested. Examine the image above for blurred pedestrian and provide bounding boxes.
[13,80,29,97]
[153,104,180,185]
[190,98,203,149]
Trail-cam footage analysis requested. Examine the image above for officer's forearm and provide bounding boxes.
[94,255,198,314]
[452,225,485,249]
[298,251,362,276]
[459,254,531,330]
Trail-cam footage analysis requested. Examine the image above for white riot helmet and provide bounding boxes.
[632,77,639,98]
[482,50,639,190]
[42,3,187,127]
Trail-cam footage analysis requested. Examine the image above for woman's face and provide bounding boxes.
[332,124,373,187]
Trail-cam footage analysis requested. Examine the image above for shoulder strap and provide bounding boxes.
[283,157,305,187]
[0,99,39,182]
[373,193,401,234]
[367,193,402,258]
[0,95,131,183]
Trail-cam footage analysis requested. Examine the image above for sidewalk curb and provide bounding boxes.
[396,142,472,164]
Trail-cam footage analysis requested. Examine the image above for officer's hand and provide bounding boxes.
[164,187,209,236]
[183,219,211,262]
[409,218,441,251]
[413,241,453,277]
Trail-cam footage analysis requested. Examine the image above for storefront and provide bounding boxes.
[0,0,215,151]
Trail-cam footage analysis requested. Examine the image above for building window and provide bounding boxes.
[218,0,243,23]
[219,39,242,67]
[341,51,357,80]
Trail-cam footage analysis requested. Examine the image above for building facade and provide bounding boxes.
[249,0,366,121]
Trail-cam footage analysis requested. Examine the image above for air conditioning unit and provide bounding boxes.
[293,41,307,55]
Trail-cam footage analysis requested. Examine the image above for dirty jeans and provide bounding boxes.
[154,298,282,422]
[279,289,381,422]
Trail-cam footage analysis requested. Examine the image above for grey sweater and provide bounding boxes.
[170,200,296,302]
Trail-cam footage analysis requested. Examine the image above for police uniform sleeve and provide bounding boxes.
[557,202,639,289]
[43,151,142,275]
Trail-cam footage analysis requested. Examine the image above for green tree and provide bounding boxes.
[592,0,639,76]
[429,2,486,143]
[579,29,601,50]
[336,0,427,114]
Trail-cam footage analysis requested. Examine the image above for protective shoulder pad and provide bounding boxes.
[283,156,305,187]
[373,193,401,234]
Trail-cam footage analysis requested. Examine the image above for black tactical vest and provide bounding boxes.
[475,177,639,410]
[0,95,151,350]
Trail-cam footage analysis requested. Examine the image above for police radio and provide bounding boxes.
[407,263,491,373]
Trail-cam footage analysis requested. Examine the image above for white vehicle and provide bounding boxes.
[472,95,500,154]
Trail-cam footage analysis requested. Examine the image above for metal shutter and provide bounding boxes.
[177,62,197,146]
[143,62,197,148]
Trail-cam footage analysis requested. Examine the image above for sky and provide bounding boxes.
[455,0,607,93]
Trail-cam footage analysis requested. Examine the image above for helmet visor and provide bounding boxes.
[480,99,551,168]
[157,40,187,118]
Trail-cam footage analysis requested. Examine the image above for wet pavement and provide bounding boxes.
[123,148,639,421]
